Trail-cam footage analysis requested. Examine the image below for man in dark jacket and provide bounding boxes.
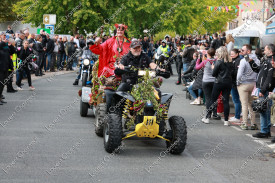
[65,36,77,71]
[182,41,195,72]
[57,36,65,70]
[249,44,275,139]
[40,30,47,72]
[0,42,12,104]
[15,33,25,48]
[210,33,221,50]
[45,34,54,71]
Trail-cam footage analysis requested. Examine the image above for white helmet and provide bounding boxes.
[162,40,167,44]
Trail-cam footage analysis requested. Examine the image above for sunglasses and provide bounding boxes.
[117,26,125,31]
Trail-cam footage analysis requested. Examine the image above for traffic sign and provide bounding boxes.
[45,25,55,35]
[43,14,56,25]
[37,28,51,34]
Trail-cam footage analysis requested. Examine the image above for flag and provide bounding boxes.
[254,0,257,4]
[235,9,238,13]
[251,1,254,5]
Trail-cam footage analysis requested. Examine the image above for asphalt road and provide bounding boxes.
[0,70,274,183]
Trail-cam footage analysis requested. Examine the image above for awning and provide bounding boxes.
[266,22,275,34]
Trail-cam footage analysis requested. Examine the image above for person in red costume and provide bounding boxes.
[89,24,131,78]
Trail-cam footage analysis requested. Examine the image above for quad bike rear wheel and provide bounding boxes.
[166,116,187,154]
[104,114,122,153]
[95,103,106,137]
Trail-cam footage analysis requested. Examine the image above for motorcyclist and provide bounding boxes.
[116,40,165,92]
[156,40,173,75]
[73,39,97,85]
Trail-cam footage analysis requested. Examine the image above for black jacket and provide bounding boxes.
[210,39,221,50]
[249,55,275,94]
[0,42,12,71]
[58,41,65,53]
[46,38,55,54]
[28,38,36,44]
[17,47,33,69]
[182,46,195,64]
[212,59,233,84]
[120,52,152,85]
[79,39,86,49]
[41,34,47,48]
[16,38,23,48]
[183,59,196,75]
[65,41,77,55]
[232,56,241,88]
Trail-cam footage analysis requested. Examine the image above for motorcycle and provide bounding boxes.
[102,67,187,154]
[80,49,95,86]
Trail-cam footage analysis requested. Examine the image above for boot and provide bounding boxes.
[7,82,17,93]
[73,79,79,85]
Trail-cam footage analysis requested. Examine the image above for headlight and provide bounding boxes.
[83,59,90,66]
[145,100,153,107]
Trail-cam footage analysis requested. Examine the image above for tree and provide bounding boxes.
[12,0,239,36]
[0,0,20,22]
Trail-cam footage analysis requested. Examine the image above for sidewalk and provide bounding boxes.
[11,69,75,88]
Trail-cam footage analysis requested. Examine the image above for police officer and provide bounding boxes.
[157,40,173,75]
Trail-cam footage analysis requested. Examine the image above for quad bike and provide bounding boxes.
[103,68,187,154]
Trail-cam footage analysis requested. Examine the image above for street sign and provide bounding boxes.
[37,28,51,34]
[45,25,55,35]
[43,14,56,25]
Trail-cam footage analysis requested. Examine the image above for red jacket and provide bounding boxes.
[90,36,131,77]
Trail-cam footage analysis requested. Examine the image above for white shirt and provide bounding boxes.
[74,38,79,48]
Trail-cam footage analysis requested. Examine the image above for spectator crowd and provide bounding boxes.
[1,25,275,144]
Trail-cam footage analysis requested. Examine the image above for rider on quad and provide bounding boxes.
[117,39,165,92]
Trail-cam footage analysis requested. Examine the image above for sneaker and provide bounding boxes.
[224,121,230,126]
[250,124,258,130]
[240,124,248,130]
[29,86,35,91]
[228,117,241,122]
[17,86,23,91]
[212,114,221,120]
[202,118,209,124]
[190,99,200,105]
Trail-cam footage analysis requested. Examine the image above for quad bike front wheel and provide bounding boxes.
[80,100,89,117]
[103,114,122,153]
[166,116,187,154]
[95,103,106,137]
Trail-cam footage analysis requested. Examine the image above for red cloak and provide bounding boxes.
[89,36,131,78]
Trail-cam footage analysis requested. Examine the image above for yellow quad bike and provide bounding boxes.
[103,68,187,154]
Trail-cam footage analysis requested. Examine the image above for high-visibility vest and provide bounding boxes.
[12,53,18,70]
[160,45,169,57]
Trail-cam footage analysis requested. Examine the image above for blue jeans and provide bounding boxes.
[45,53,52,71]
[188,85,202,99]
[72,57,77,68]
[183,63,190,72]
[231,87,241,119]
[260,92,272,133]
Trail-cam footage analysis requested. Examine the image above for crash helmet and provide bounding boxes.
[86,39,94,45]
[162,40,167,44]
